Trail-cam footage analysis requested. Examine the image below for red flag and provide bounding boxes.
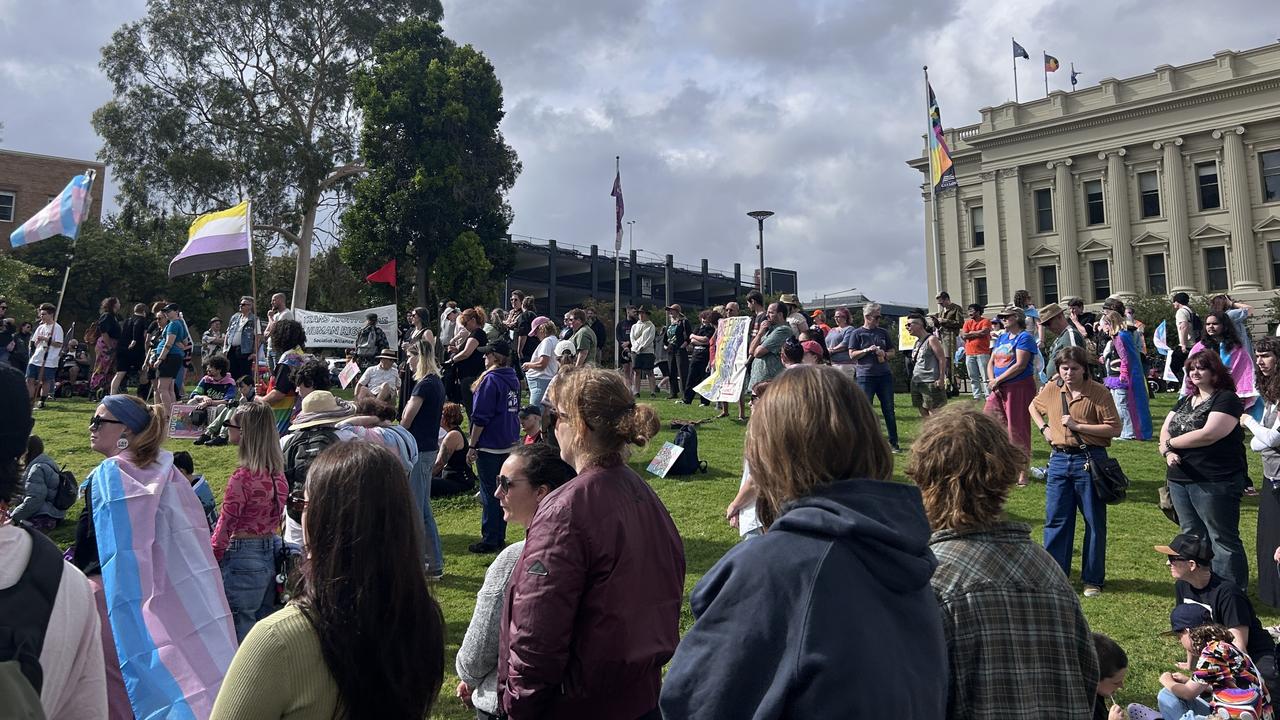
[366,259,396,287]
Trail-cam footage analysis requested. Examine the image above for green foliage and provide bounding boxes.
[341,18,520,313]
[93,0,444,306]
[431,231,495,309]
[0,254,54,321]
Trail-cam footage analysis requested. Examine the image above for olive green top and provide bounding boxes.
[210,604,339,720]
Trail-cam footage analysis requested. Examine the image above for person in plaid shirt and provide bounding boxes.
[907,405,1098,719]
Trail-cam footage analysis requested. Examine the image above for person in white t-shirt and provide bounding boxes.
[264,293,296,369]
[521,317,560,409]
[356,349,401,403]
[26,303,64,408]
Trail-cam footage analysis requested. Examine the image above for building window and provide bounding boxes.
[970,206,985,248]
[1090,259,1110,302]
[973,276,988,307]
[1084,179,1105,225]
[1138,171,1160,218]
[1196,162,1220,210]
[0,192,13,223]
[1262,150,1280,203]
[1204,246,1228,291]
[1034,188,1054,233]
[640,276,653,298]
[1040,265,1058,305]
[1146,254,1167,296]
[1270,242,1280,288]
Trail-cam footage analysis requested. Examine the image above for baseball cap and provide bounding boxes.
[801,340,823,356]
[554,339,576,357]
[1165,604,1212,635]
[162,302,181,313]
[519,405,542,419]
[810,309,824,319]
[996,306,1025,323]
[1154,533,1214,565]
[935,291,950,299]
[477,339,511,358]
[530,316,552,335]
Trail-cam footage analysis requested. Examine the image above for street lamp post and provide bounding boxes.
[747,210,774,294]
[626,219,636,255]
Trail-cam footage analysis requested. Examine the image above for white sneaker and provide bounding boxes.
[1083,585,1102,598]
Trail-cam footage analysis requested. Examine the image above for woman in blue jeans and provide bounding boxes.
[1029,346,1122,597]
[1159,349,1250,593]
[466,339,521,554]
[401,338,446,578]
[214,402,288,641]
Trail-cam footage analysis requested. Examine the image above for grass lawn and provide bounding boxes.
[30,388,1280,717]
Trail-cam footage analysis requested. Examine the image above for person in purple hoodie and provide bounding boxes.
[467,339,522,554]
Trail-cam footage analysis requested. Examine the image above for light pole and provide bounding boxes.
[747,210,774,294]
[626,219,636,255]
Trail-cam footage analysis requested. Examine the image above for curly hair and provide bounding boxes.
[1201,312,1242,354]
[268,318,307,354]
[1188,623,1236,657]
[906,405,1024,530]
[1256,336,1280,405]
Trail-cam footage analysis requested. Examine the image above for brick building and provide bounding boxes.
[0,149,106,245]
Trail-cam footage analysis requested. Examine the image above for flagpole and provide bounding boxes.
[923,67,942,301]
[247,201,258,309]
[613,155,621,369]
[1043,51,1049,96]
[1012,37,1019,103]
[52,169,96,331]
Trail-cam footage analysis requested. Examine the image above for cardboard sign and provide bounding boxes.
[646,442,685,478]
[293,305,398,349]
[338,361,360,389]
[168,404,204,439]
[694,316,752,402]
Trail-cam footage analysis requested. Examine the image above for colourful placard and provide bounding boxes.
[168,403,204,439]
[646,442,685,478]
[338,361,360,389]
[694,316,752,402]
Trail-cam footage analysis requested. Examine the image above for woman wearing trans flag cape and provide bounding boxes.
[1099,311,1153,440]
[1183,311,1258,414]
[73,394,236,720]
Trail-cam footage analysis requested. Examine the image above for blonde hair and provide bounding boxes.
[745,365,892,527]
[1100,310,1124,334]
[414,339,439,382]
[233,403,285,475]
[537,320,559,339]
[112,396,167,467]
[546,367,660,468]
[905,405,1024,530]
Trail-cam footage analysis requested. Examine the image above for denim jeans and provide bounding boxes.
[476,450,509,546]
[528,376,551,409]
[1112,387,1134,439]
[1168,478,1250,593]
[1156,687,1210,720]
[220,536,281,642]
[1044,449,1107,587]
[965,354,990,399]
[409,450,443,574]
[856,373,899,447]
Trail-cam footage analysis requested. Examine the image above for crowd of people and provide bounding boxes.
[6,282,1280,720]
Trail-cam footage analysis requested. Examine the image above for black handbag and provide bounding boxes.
[1060,388,1129,504]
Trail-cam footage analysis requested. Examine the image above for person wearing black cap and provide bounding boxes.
[1153,603,1274,720]
[1157,533,1278,691]
[147,303,189,414]
[466,339,521,554]
[0,364,107,718]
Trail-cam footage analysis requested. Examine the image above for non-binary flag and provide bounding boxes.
[7,174,93,249]
[611,170,624,252]
[1012,39,1030,59]
[927,83,958,194]
[1045,53,1061,72]
[169,201,251,278]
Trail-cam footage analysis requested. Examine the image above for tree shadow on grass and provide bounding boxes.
[1101,577,1178,601]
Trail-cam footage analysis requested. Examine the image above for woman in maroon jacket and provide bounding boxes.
[499,367,685,720]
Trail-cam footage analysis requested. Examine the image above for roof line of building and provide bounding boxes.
[0,148,105,167]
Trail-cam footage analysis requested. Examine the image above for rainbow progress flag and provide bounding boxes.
[169,201,251,278]
[694,315,752,402]
[7,173,93,249]
[90,450,237,719]
[927,83,958,194]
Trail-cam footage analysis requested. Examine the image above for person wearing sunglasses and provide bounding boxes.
[211,442,445,720]
[77,394,236,719]
[500,367,683,719]
[223,296,261,383]
[211,403,288,642]
[456,443,576,719]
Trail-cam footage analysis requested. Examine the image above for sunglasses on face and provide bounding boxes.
[497,474,530,493]
[89,416,126,430]
[1166,556,1189,565]
[286,488,308,522]
[226,422,240,430]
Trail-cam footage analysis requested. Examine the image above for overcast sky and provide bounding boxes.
[2,0,1277,304]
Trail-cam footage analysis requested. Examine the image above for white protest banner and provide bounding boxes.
[293,305,398,349]
[694,316,752,402]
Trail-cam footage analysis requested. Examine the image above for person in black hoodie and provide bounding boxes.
[660,365,948,719]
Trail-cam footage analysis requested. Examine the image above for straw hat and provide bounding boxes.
[288,391,355,431]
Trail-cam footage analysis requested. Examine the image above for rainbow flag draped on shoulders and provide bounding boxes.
[90,449,237,720]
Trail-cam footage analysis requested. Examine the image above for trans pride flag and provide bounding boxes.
[7,173,94,249]
[169,201,252,278]
[90,450,237,719]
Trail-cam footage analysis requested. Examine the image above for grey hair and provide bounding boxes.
[863,302,881,316]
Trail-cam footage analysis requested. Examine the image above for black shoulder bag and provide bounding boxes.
[1060,387,1129,504]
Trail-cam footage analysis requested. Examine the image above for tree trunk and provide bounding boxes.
[290,188,322,310]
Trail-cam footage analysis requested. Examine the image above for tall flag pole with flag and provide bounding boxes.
[170,200,256,307]
[6,170,98,328]
[611,156,624,368]
[366,259,398,313]
[1070,63,1081,91]
[924,67,957,299]
[1044,51,1060,95]
[1012,38,1030,102]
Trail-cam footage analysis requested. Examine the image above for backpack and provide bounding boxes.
[283,427,341,502]
[50,466,78,512]
[0,524,64,710]
[668,423,709,477]
[83,320,99,346]
[1187,310,1203,345]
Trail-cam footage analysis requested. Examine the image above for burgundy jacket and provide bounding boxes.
[499,463,686,719]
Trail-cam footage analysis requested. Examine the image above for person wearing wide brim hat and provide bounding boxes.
[356,349,401,404]
[288,390,356,431]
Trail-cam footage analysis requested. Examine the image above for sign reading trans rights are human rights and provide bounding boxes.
[292,305,398,349]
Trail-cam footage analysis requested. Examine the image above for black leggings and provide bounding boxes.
[684,356,711,405]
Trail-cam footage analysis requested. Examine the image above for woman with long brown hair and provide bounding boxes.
[1246,335,1280,607]
[502,366,684,719]
[662,365,946,719]
[89,296,121,392]
[211,442,445,720]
